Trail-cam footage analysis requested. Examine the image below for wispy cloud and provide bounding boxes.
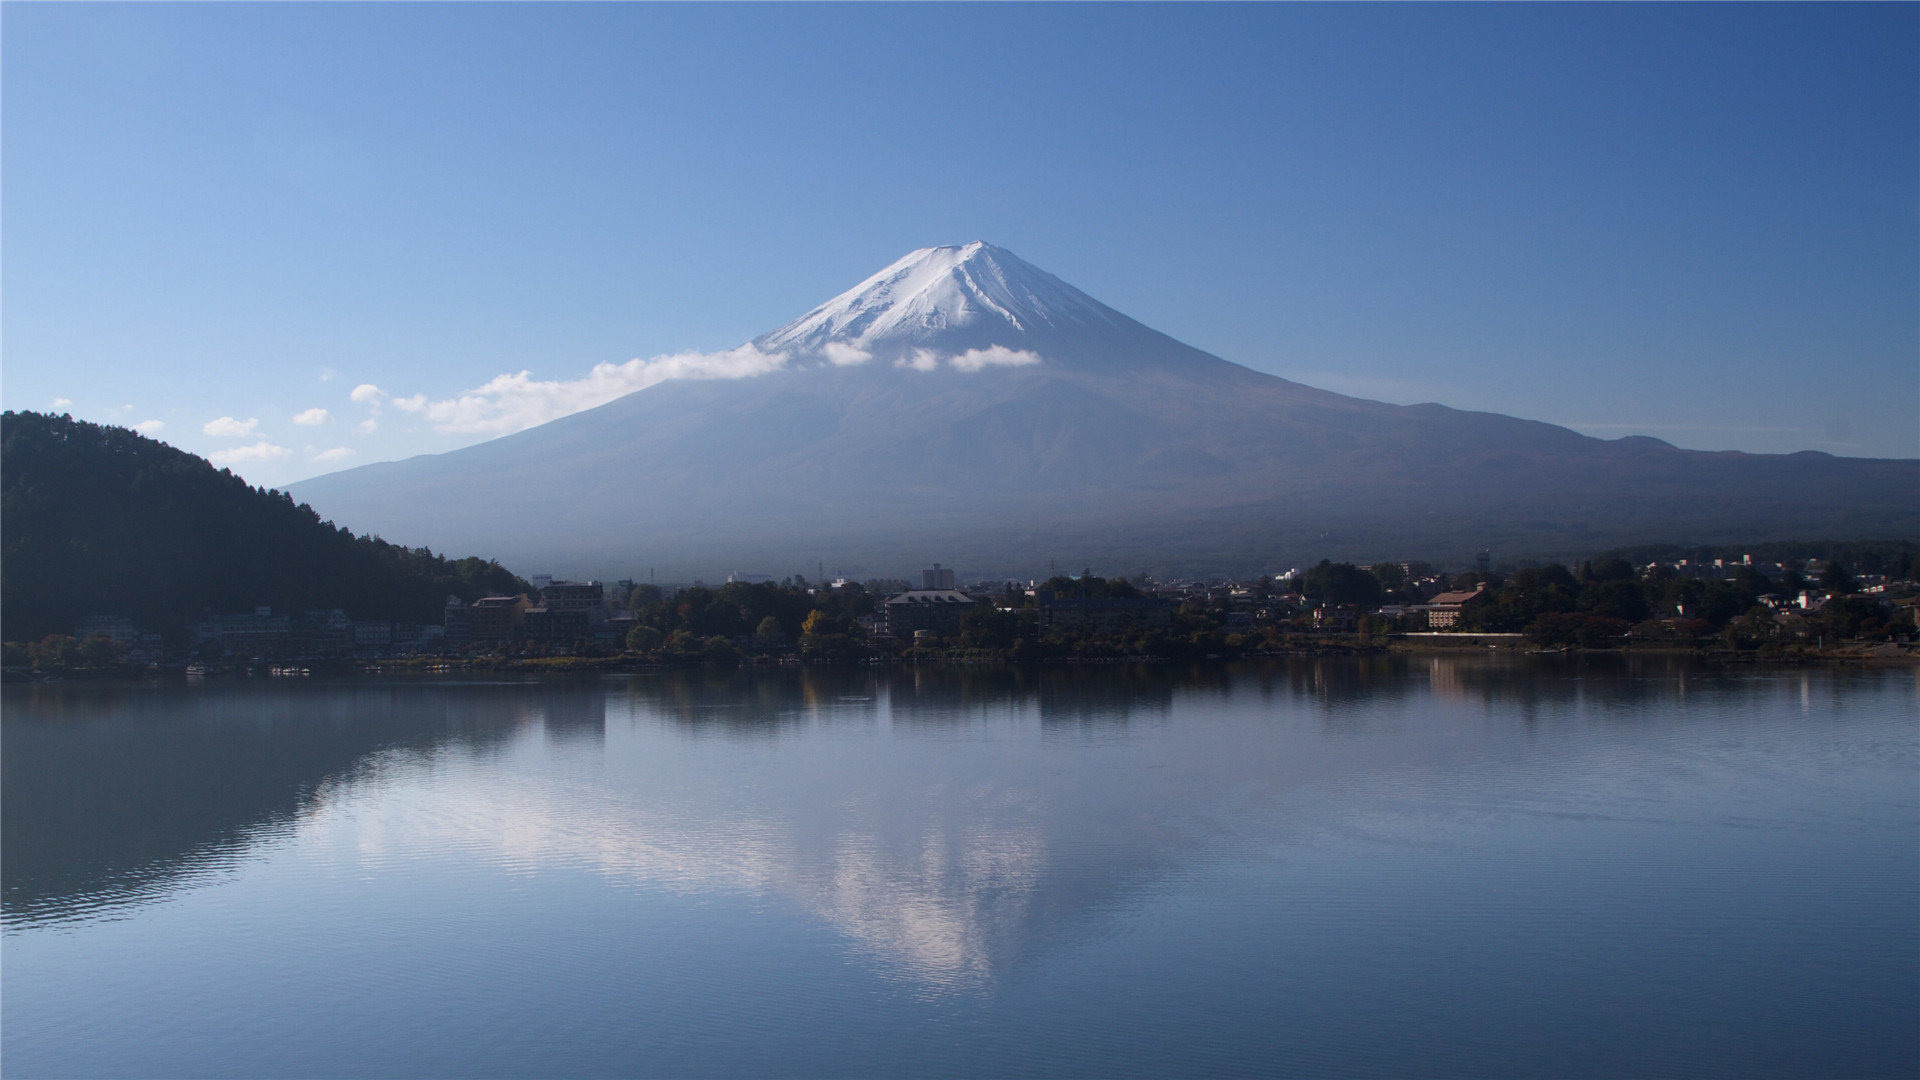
[822,342,873,367]
[132,419,166,435]
[949,346,1041,372]
[357,418,379,434]
[894,346,1043,373]
[203,416,260,437]
[292,407,332,426]
[385,346,789,435]
[319,367,338,383]
[209,441,290,466]
[311,446,355,463]
[51,397,71,409]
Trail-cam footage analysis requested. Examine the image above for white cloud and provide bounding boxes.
[208,441,291,466]
[822,342,873,367]
[891,347,1040,373]
[390,346,789,435]
[349,383,384,404]
[357,418,379,434]
[949,346,1042,372]
[292,407,332,426]
[202,416,260,437]
[319,367,338,383]
[132,419,166,435]
[311,446,356,463]
[51,397,72,409]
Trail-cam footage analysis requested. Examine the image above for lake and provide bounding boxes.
[4,657,1915,1078]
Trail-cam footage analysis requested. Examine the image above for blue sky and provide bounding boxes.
[5,3,1915,485]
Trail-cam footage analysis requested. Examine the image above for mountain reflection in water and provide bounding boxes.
[4,657,1911,997]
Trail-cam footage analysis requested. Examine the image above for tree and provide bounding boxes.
[77,633,125,668]
[29,634,79,670]
[1820,561,1857,594]
[798,609,857,661]
[753,615,786,649]
[1302,561,1382,608]
[625,624,663,653]
[960,603,1026,651]
[1581,579,1651,624]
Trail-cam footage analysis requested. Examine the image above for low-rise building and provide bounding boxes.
[1420,584,1487,629]
[466,595,526,643]
[197,607,293,657]
[885,589,975,637]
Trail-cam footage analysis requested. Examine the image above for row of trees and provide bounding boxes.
[1449,556,1908,645]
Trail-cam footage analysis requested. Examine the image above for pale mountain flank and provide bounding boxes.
[290,243,1914,579]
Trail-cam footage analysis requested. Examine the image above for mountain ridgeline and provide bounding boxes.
[1,411,528,641]
[288,242,1914,579]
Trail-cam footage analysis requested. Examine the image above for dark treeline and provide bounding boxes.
[1448,555,1911,646]
[2,412,527,641]
[617,579,877,662]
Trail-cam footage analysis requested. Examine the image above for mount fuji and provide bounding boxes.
[290,243,1913,578]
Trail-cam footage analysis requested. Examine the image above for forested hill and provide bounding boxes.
[2,411,529,641]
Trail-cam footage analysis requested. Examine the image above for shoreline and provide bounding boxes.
[7,638,1913,685]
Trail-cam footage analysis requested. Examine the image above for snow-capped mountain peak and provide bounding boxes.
[753,242,1131,363]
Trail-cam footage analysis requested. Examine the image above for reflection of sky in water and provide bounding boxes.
[246,661,1919,994]
[4,660,1916,1078]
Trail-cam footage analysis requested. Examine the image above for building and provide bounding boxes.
[466,596,526,643]
[540,581,605,612]
[196,607,293,657]
[1421,584,1487,629]
[523,606,590,641]
[885,589,974,636]
[922,564,957,590]
[443,596,472,647]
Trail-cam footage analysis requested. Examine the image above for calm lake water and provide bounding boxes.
[4,657,1915,1078]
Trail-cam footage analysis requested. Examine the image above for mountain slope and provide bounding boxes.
[1,411,528,640]
[290,244,1916,578]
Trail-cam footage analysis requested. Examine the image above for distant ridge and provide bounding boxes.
[289,244,1916,579]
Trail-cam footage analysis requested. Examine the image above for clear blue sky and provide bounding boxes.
[5,2,1915,485]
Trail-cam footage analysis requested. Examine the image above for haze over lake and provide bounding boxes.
[5,657,1914,1078]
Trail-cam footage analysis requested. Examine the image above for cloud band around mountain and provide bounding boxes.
[364,342,1045,438]
[383,346,791,436]
[895,346,1043,373]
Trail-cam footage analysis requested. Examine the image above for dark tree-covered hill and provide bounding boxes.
[2,411,528,641]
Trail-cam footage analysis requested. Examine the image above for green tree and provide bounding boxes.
[1302,561,1382,608]
[1820,561,1857,594]
[77,633,125,668]
[798,609,859,661]
[625,624,663,653]
[1580,579,1651,624]
[29,633,79,670]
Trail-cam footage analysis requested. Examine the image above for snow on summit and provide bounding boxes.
[754,242,1127,364]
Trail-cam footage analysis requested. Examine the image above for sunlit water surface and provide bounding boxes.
[4,658,1915,1078]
